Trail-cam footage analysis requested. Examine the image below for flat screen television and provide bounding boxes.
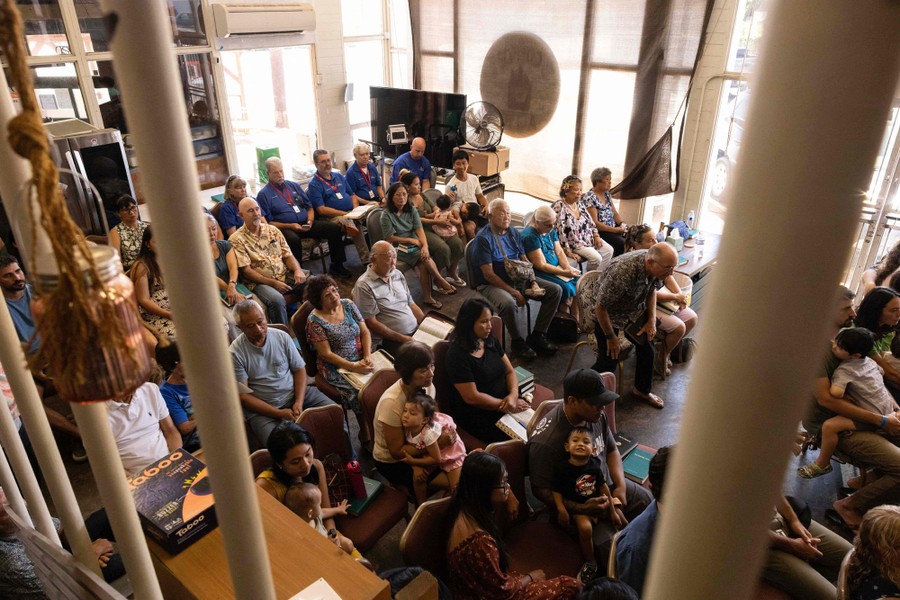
[369,86,467,170]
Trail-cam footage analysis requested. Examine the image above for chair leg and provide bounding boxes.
[526,302,533,337]
[564,341,591,380]
[617,361,625,395]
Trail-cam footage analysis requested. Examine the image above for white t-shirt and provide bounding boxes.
[447,174,483,209]
[372,379,436,463]
[106,382,171,474]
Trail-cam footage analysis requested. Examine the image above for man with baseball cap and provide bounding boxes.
[528,368,652,563]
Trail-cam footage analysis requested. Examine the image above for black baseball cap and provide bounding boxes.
[563,369,619,406]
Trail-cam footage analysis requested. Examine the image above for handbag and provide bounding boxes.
[492,232,535,286]
[548,312,579,343]
[670,338,697,363]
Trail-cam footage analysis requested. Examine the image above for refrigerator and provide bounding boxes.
[45,119,135,236]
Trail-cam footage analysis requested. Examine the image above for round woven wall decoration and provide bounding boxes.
[480,32,560,138]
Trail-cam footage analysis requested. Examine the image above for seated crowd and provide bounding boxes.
[5,141,899,600]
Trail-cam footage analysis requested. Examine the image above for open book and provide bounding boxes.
[495,407,535,442]
[338,349,394,390]
[344,203,379,221]
[412,315,455,347]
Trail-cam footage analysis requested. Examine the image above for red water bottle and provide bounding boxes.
[347,460,367,499]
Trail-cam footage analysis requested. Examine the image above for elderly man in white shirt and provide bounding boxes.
[352,241,425,356]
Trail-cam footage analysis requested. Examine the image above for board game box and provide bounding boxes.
[128,449,217,554]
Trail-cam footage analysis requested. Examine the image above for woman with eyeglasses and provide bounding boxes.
[447,452,579,599]
[107,195,147,273]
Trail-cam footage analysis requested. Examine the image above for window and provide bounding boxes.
[219,47,318,184]
[342,0,390,151]
[4,63,88,122]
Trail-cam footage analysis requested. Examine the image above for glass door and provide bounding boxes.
[219,46,319,187]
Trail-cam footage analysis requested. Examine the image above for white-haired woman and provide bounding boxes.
[345,141,385,205]
[552,175,613,272]
[521,205,581,320]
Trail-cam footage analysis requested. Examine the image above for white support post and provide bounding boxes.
[644,2,900,599]
[0,430,31,525]
[97,2,277,598]
[0,67,98,574]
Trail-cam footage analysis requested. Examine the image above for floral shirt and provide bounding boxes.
[582,189,616,227]
[114,220,148,272]
[229,223,292,289]
[306,299,364,390]
[595,250,657,328]
[552,199,597,251]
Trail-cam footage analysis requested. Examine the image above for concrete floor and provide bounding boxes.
[38,239,852,579]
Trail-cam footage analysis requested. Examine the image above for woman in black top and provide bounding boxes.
[446,298,531,443]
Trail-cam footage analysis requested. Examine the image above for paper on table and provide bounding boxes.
[289,577,343,600]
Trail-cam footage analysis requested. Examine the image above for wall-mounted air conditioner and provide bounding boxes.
[212,3,315,38]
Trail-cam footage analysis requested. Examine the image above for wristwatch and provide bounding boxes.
[604,332,616,339]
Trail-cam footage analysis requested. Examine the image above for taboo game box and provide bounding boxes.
[128,449,217,554]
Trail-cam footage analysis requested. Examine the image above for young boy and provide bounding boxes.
[552,426,627,583]
[446,149,488,239]
[798,327,900,478]
[284,483,355,555]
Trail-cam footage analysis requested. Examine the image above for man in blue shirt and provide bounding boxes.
[346,142,386,205]
[229,300,336,446]
[308,149,370,264]
[256,157,350,278]
[389,137,432,188]
[472,199,561,359]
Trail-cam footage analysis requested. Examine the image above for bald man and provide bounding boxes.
[229,198,307,325]
[590,242,677,409]
[352,240,425,356]
[256,157,350,279]
[390,137,432,189]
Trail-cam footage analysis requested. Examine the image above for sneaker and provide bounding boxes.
[72,443,88,463]
[329,264,352,278]
[577,561,598,584]
[511,338,537,360]
[526,332,558,356]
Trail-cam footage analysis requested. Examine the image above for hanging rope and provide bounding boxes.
[0,0,146,400]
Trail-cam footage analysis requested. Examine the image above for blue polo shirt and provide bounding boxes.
[471,226,525,287]
[345,162,382,201]
[216,199,243,234]
[256,180,312,225]
[308,171,352,212]
[390,151,431,184]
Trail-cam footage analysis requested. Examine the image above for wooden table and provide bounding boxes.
[147,485,391,600]
[675,232,721,313]
[677,231,721,279]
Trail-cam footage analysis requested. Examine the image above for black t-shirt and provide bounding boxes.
[446,336,510,443]
[552,456,607,504]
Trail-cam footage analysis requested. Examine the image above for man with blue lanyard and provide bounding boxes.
[389,137,432,188]
[346,142,386,205]
[256,157,350,279]
[308,149,370,264]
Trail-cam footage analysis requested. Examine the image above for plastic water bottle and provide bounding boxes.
[687,210,695,231]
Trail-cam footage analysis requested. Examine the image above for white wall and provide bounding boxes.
[674,0,739,225]
[311,0,353,167]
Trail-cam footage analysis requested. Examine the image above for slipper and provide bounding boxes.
[797,462,833,479]
[633,391,664,409]
[446,276,467,287]
[523,288,546,298]
[424,298,443,309]
[432,284,457,295]
[824,508,845,528]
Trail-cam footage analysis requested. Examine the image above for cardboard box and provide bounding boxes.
[454,146,510,176]
[129,449,217,555]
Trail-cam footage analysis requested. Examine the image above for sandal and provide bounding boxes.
[632,390,664,409]
[523,287,546,298]
[797,462,833,479]
[446,275,467,287]
[424,298,443,309]
[432,284,457,295]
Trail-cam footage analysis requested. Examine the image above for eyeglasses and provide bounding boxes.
[119,205,138,213]
[493,479,510,490]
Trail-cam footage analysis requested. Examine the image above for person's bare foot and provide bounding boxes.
[631,388,664,409]
[832,497,862,529]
